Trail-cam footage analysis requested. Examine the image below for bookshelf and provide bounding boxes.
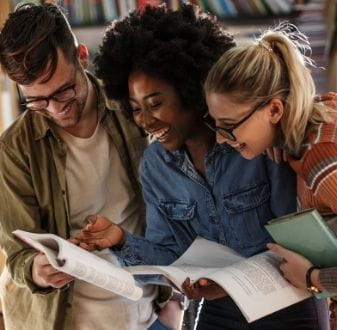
[5,0,306,68]
[53,0,303,71]
[296,0,327,93]
[224,0,327,94]
[43,0,301,26]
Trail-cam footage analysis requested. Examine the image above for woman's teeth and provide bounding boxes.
[152,127,170,141]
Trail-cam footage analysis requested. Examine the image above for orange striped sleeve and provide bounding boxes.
[301,142,337,213]
[316,173,337,213]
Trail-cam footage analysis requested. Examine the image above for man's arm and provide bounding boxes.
[0,141,72,292]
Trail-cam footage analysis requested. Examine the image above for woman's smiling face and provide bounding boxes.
[129,72,202,151]
[206,91,281,159]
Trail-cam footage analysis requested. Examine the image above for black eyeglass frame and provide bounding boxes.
[19,84,77,112]
[204,99,270,142]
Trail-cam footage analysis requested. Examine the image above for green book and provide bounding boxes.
[265,209,337,267]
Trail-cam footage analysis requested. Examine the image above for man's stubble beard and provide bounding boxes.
[51,99,85,129]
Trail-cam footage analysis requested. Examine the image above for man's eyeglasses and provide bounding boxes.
[204,100,270,142]
[19,84,77,112]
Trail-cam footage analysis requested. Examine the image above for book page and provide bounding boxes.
[173,236,244,267]
[208,251,311,322]
[128,238,311,323]
[13,230,143,301]
[128,237,244,289]
[128,264,222,289]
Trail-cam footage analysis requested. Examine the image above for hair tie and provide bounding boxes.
[259,40,273,52]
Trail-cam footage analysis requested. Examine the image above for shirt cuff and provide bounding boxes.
[111,231,145,266]
[319,267,337,293]
[22,252,61,295]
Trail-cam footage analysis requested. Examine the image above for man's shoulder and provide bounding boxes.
[0,111,34,146]
[0,111,52,161]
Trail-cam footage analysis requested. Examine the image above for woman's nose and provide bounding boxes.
[140,109,156,130]
[216,132,230,145]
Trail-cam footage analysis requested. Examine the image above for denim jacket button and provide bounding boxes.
[211,216,218,224]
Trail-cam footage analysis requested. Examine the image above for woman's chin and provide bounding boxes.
[238,149,260,160]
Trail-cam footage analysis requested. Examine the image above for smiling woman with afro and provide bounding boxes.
[94,3,235,117]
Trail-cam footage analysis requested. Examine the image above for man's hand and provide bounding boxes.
[181,277,227,300]
[72,215,125,251]
[32,253,74,288]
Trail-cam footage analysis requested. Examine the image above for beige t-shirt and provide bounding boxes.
[58,124,157,330]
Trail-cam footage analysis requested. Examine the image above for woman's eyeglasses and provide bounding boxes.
[204,100,270,142]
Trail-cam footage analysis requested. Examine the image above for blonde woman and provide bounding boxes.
[204,22,337,328]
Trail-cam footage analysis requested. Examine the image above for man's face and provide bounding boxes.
[20,48,88,129]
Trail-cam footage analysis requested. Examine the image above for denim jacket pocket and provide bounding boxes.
[159,200,195,221]
[223,183,271,248]
[223,183,270,214]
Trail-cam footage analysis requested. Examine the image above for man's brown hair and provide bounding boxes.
[0,3,77,85]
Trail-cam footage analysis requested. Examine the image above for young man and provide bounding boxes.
[0,4,177,330]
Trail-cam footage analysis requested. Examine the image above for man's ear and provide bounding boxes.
[268,98,284,125]
[77,43,89,68]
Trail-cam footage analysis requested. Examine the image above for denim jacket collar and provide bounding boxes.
[163,142,233,165]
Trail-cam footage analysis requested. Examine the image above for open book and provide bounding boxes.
[129,237,311,323]
[14,230,310,323]
[13,230,143,301]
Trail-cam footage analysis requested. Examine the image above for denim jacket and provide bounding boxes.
[113,142,296,265]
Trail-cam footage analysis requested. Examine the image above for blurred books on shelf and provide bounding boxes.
[295,0,327,93]
[5,0,327,106]
[224,0,326,93]
[9,0,300,26]
[185,0,298,18]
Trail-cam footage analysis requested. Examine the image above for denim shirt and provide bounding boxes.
[113,142,296,265]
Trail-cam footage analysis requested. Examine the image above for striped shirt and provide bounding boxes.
[289,117,337,216]
[288,96,337,291]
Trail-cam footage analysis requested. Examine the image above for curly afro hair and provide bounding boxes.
[95,4,235,117]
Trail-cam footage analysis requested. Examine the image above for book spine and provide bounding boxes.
[224,0,238,16]
[251,0,268,15]
[207,0,227,16]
